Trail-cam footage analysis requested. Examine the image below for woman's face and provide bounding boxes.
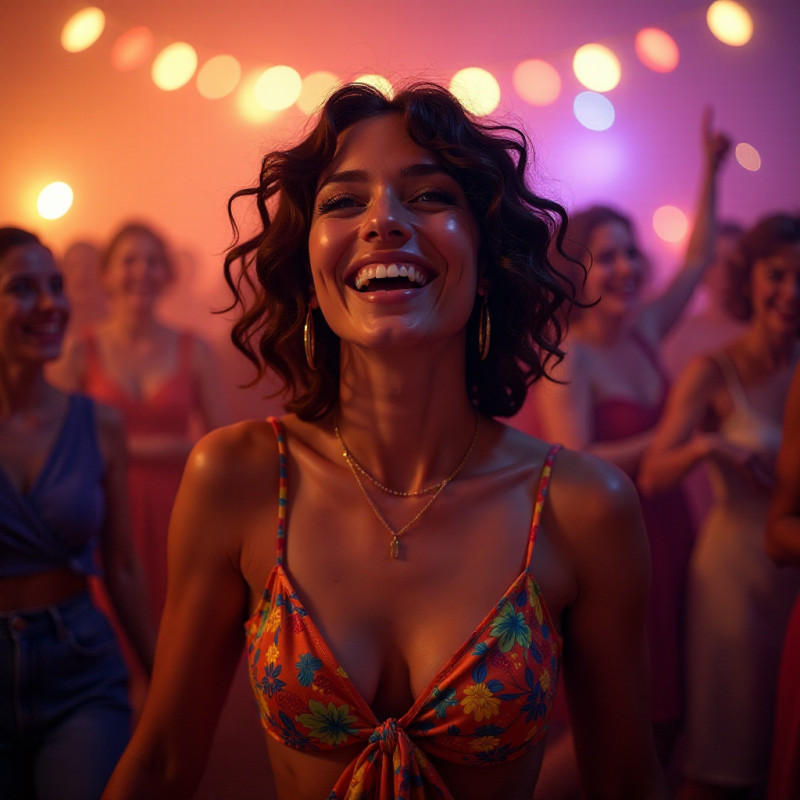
[584,220,646,318]
[103,231,171,311]
[307,113,481,356]
[750,240,800,338]
[0,243,69,365]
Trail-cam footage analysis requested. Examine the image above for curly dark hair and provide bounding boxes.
[0,227,45,261]
[724,212,800,325]
[222,81,582,420]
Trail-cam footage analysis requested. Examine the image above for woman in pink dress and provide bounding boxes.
[53,222,227,623]
[534,110,731,781]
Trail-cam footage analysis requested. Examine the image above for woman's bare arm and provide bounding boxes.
[637,108,731,342]
[765,364,800,565]
[102,421,277,799]
[549,450,667,799]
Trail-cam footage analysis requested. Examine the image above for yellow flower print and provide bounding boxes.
[471,735,501,753]
[460,683,501,722]
[265,605,282,633]
[265,644,279,664]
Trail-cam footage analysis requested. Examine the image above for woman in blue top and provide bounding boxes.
[0,227,155,800]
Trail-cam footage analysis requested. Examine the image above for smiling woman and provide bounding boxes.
[102,82,668,800]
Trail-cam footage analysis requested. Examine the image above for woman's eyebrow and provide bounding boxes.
[317,163,447,192]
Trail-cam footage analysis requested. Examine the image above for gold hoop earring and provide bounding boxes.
[304,307,317,371]
[478,294,491,361]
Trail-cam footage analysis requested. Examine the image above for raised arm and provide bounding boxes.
[102,421,276,799]
[765,363,800,565]
[549,451,667,799]
[639,108,731,341]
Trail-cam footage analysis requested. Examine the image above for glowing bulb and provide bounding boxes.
[573,44,621,92]
[653,206,688,243]
[635,28,680,73]
[298,71,340,115]
[152,43,198,92]
[573,92,615,131]
[513,60,561,106]
[353,74,394,98]
[197,55,241,100]
[37,182,74,220]
[735,142,762,171]
[111,27,154,71]
[236,70,279,124]
[707,1,753,46]
[61,7,105,53]
[449,68,501,116]
[254,65,302,111]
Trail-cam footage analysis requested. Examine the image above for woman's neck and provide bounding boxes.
[334,342,478,494]
[741,322,799,371]
[574,309,627,346]
[0,364,53,416]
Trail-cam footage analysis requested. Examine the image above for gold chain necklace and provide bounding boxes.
[334,410,479,559]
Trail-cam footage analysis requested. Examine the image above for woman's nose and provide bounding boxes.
[360,192,412,243]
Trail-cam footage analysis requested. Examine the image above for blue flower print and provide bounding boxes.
[296,652,323,687]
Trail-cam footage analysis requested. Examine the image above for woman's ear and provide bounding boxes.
[308,288,319,310]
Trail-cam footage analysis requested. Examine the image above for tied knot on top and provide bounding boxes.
[369,718,399,754]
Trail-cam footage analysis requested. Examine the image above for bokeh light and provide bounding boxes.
[512,59,561,106]
[253,65,302,111]
[152,43,198,91]
[297,71,341,115]
[573,44,621,92]
[61,7,105,53]
[735,142,762,171]
[111,26,155,71]
[635,28,680,72]
[197,55,241,100]
[236,70,280,124]
[653,205,688,242]
[353,74,394,98]
[449,67,501,116]
[573,92,615,131]
[37,182,74,220]
[707,1,754,46]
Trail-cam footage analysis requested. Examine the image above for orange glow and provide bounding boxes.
[197,55,242,100]
[635,28,680,72]
[513,59,561,106]
[254,65,302,111]
[37,182,74,220]
[735,142,762,171]
[449,68,501,116]
[353,74,394,98]
[236,70,279,124]
[61,7,105,53]
[152,43,198,91]
[298,71,341,115]
[111,27,155,72]
[707,1,753,46]
[573,44,621,92]
[653,205,688,242]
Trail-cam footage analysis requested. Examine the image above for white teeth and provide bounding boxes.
[353,263,430,291]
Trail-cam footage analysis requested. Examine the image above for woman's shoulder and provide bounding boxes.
[185,419,280,489]
[546,446,644,549]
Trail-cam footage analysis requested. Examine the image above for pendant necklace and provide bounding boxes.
[334,410,479,559]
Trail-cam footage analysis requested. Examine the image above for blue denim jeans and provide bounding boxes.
[0,591,131,800]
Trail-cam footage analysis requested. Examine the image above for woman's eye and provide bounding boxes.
[411,188,458,205]
[316,193,361,214]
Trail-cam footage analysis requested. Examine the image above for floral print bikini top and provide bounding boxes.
[245,419,562,799]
